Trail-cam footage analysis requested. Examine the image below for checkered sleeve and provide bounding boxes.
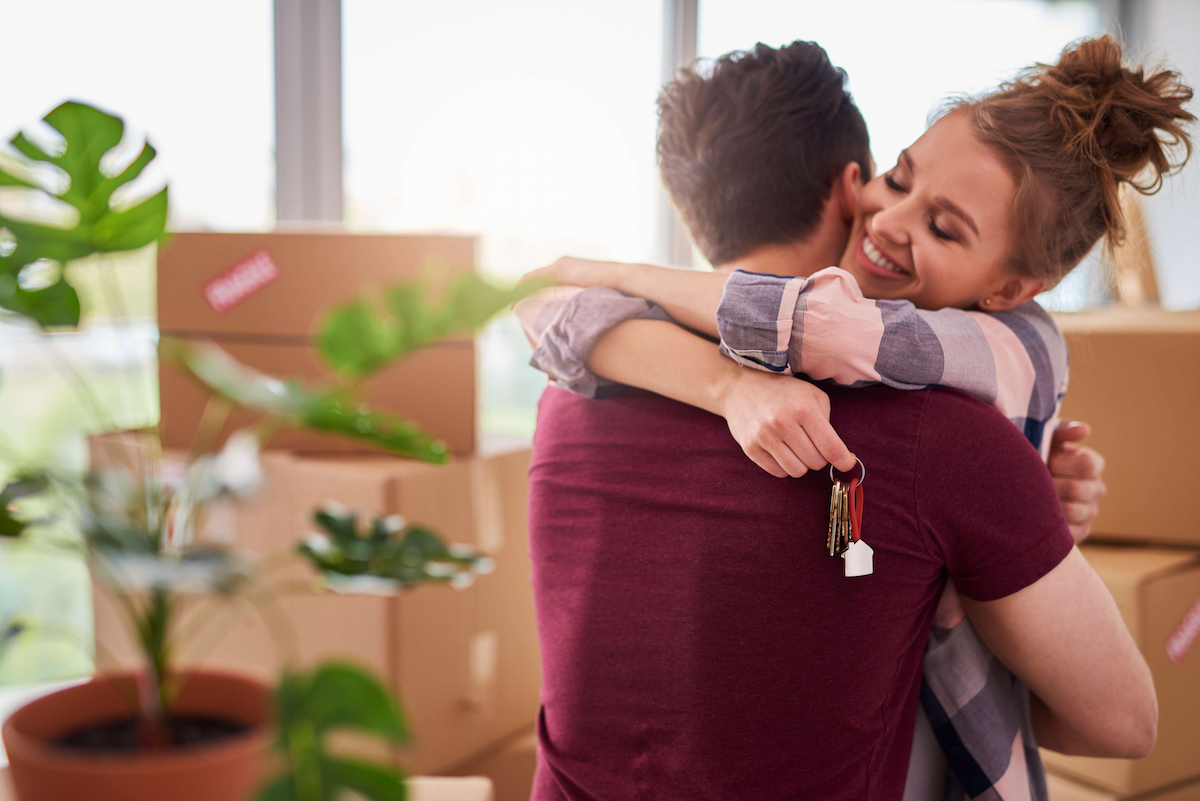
[514,286,671,399]
[716,267,1069,453]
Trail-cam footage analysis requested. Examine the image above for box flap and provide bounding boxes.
[158,231,478,338]
[1081,544,1200,586]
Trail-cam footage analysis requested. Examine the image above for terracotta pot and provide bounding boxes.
[2,670,272,801]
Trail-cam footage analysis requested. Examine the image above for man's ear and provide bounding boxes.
[835,161,863,222]
[980,276,1045,311]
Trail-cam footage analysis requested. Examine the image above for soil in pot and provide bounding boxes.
[55,715,253,752]
[3,671,272,801]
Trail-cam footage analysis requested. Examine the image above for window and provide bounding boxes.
[0,0,273,687]
[698,0,1103,310]
[0,0,275,231]
[343,0,665,436]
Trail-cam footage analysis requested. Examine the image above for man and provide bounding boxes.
[526,42,1131,800]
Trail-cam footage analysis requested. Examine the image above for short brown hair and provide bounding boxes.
[955,35,1194,287]
[657,41,871,266]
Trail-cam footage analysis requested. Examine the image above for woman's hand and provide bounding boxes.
[1048,421,1107,544]
[522,256,627,290]
[717,369,856,478]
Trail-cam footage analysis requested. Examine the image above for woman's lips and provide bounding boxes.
[855,233,910,281]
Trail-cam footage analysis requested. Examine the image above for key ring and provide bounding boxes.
[829,455,866,486]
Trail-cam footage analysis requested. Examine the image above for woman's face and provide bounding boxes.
[838,111,1019,311]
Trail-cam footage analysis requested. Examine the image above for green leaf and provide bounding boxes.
[0,101,169,328]
[0,505,25,538]
[253,775,295,801]
[0,273,81,327]
[318,273,545,374]
[162,339,448,461]
[262,663,411,801]
[161,338,302,414]
[0,475,50,538]
[323,756,407,801]
[93,187,168,252]
[297,397,448,464]
[304,663,408,742]
[300,508,489,590]
[317,299,398,374]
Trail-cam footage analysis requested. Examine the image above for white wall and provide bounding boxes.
[1136,0,1200,310]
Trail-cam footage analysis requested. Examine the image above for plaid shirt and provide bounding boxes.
[515,267,1071,801]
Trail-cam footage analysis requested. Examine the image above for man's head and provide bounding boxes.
[657,41,872,267]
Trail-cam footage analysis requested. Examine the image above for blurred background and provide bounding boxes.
[0,0,1196,688]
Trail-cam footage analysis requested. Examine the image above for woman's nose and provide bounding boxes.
[871,200,912,248]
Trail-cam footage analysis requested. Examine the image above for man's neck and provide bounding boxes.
[716,212,849,279]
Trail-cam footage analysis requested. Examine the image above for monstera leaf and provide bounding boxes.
[318,272,545,373]
[0,101,167,327]
[258,662,409,801]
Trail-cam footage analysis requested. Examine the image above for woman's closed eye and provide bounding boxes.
[929,219,955,241]
[886,173,956,242]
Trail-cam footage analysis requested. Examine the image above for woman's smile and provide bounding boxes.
[855,231,910,281]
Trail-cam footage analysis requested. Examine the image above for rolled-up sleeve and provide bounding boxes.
[519,286,671,398]
[715,266,1069,454]
[715,270,809,373]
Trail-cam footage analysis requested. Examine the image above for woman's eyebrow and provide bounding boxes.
[935,197,979,238]
[902,150,981,238]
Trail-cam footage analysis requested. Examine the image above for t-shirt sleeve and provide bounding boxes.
[913,388,1074,601]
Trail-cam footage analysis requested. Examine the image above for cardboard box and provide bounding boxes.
[1048,770,1200,801]
[92,444,540,775]
[408,777,494,801]
[449,730,538,801]
[1054,310,1200,546]
[157,231,479,454]
[1040,544,1200,794]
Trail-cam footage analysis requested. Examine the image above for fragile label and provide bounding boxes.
[203,249,280,313]
[1165,595,1200,664]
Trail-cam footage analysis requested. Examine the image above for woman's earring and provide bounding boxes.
[982,298,992,307]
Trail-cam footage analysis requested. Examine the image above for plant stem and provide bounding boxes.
[47,338,115,433]
[188,396,232,461]
[134,586,174,743]
[98,255,148,430]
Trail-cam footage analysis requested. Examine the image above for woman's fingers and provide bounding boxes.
[789,408,855,473]
[762,436,809,478]
[1062,500,1097,525]
[1049,443,1106,480]
[1054,476,1107,503]
[744,444,790,478]
[779,424,827,472]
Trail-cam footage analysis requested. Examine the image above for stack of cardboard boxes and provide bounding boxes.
[95,233,541,789]
[1044,310,1200,801]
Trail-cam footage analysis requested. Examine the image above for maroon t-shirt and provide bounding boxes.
[528,384,1073,801]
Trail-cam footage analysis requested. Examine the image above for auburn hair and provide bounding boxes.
[657,41,871,266]
[953,35,1194,287]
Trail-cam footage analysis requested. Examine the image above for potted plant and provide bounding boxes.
[0,101,536,801]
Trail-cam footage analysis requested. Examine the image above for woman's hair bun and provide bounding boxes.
[1035,34,1194,194]
[958,35,1194,286]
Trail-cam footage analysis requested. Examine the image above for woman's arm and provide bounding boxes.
[587,318,856,476]
[525,257,726,338]
[526,258,1070,454]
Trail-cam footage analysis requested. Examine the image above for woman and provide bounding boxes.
[520,35,1192,799]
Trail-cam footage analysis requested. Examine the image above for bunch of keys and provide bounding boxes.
[827,457,873,578]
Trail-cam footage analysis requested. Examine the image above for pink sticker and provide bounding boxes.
[1165,595,1200,664]
[203,249,280,313]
